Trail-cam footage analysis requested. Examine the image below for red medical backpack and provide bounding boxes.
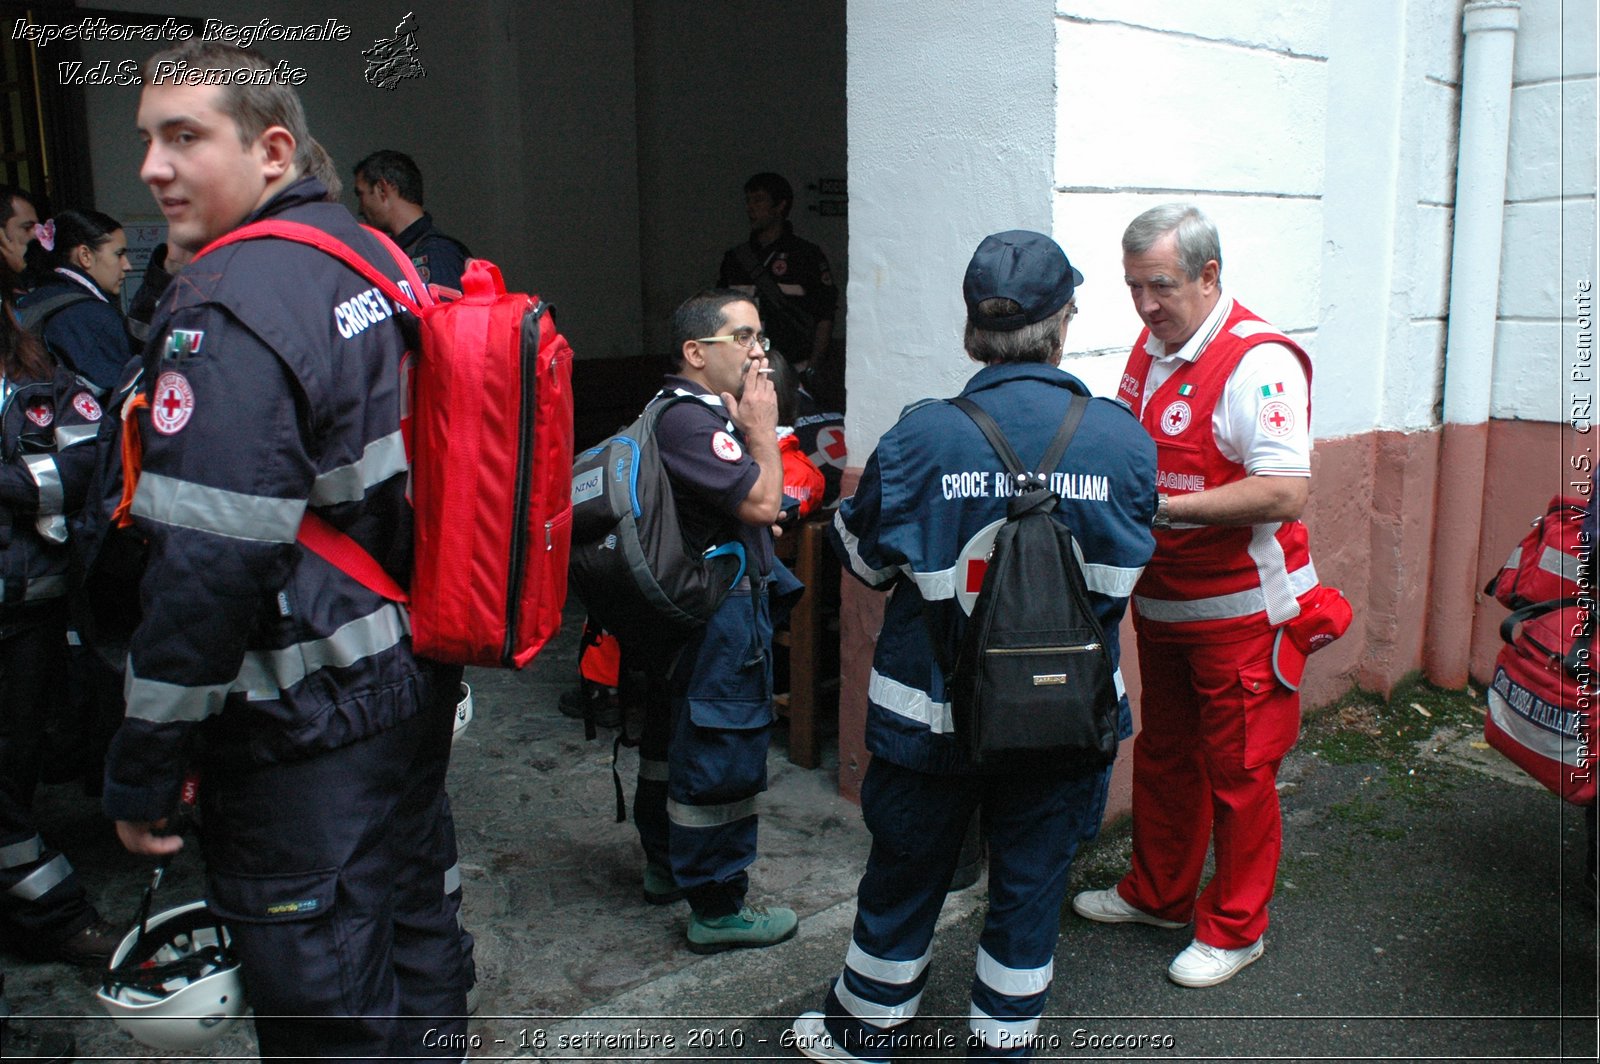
[185,221,574,668]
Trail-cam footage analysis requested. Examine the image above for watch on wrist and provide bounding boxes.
[1154,493,1172,529]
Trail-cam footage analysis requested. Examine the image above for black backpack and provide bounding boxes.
[14,289,98,375]
[940,395,1119,770]
[567,393,747,647]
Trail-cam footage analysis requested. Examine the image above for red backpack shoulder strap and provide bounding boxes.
[297,511,409,605]
[196,220,428,314]
[191,219,424,605]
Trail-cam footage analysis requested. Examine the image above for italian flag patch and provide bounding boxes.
[1260,381,1285,397]
[165,329,204,359]
[1177,383,1195,396]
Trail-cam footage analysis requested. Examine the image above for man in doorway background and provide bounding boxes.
[352,149,472,290]
[717,172,837,371]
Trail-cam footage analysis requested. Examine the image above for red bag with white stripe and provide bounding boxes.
[1485,495,1588,608]
[1482,494,1596,804]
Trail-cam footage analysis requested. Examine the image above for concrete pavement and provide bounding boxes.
[4,611,1596,1061]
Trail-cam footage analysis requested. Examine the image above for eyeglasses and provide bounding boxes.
[1064,302,1079,322]
[695,328,771,352]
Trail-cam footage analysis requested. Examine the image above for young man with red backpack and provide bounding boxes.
[103,40,468,1057]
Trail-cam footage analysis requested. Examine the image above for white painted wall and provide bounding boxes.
[1497,0,1597,424]
[1051,3,1328,405]
[844,0,1058,452]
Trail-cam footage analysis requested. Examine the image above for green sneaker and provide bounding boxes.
[642,863,685,905]
[686,904,798,954]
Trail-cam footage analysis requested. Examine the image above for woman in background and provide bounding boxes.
[14,209,134,394]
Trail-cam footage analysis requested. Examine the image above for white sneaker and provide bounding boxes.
[1071,887,1187,929]
[1166,938,1265,987]
[790,1012,882,1063]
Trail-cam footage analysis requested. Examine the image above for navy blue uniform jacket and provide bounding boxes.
[830,362,1157,774]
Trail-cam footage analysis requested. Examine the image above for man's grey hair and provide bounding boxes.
[964,299,1068,365]
[1122,203,1222,282]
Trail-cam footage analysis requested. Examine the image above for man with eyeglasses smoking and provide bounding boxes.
[626,289,801,954]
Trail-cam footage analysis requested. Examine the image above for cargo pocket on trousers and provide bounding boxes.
[206,866,345,1010]
[1239,658,1301,770]
[207,866,337,925]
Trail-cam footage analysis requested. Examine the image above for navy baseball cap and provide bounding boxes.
[963,230,1084,331]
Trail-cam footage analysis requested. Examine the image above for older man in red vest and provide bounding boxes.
[1073,203,1348,989]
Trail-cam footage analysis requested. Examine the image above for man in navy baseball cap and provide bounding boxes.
[963,229,1084,331]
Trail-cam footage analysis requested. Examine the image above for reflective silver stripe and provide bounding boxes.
[909,546,1143,602]
[1134,561,1319,624]
[833,974,921,1027]
[233,604,409,698]
[908,565,955,601]
[847,939,932,985]
[23,454,62,514]
[1249,524,1301,626]
[638,757,670,783]
[1542,545,1582,584]
[868,668,953,734]
[667,795,756,829]
[9,853,71,901]
[444,862,462,895]
[1114,668,1126,701]
[968,1004,1040,1047]
[124,668,230,724]
[23,574,65,600]
[974,946,1051,996]
[309,431,408,505]
[834,510,899,587]
[132,473,305,544]
[1487,684,1584,768]
[55,423,99,449]
[1502,546,1522,572]
[1076,547,1144,597]
[0,835,44,869]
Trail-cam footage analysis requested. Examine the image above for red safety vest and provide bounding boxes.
[1117,300,1317,637]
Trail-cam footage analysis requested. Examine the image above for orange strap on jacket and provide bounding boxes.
[112,393,149,529]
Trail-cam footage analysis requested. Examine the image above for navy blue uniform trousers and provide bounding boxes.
[634,586,774,916]
[820,758,1103,1061]
[199,673,467,1061]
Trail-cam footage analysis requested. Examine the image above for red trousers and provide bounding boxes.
[1118,623,1300,949]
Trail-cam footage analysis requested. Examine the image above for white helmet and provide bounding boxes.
[97,900,247,1051]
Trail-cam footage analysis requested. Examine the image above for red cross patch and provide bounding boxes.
[1160,400,1192,436]
[1259,400,1295,438]
[711,430,743,462]
[771,256,788,277]
[151,371,196,436]
[25,403,51,427]
[71,392,103,422]
[811,425,847,468]
[954,519,1004,616]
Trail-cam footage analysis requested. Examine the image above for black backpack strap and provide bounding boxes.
[734,243,816,344]
[949,394,1089,485]
[1500,597,1576,646]
[14,290,97,335]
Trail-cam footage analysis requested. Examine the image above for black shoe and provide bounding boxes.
[559,686,622,728]
[0,1022,76,1062]
[55,917,121,967]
